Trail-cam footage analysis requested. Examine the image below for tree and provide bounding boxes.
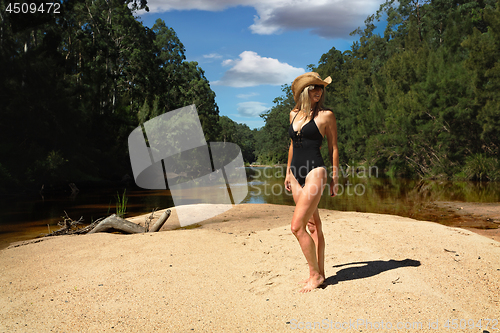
[0,0,223,192]
[216,116,256,164]
[254,86,295,165]
[462,0,500,156]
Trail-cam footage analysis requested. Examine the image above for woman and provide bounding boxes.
[284,72,339,293]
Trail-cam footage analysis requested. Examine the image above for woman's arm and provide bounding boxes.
[284,110,296,192]
[285,140,293,192]
[324,111,339,196]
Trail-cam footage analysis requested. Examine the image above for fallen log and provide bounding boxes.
[87,214,145,234]
[87,209,171,235]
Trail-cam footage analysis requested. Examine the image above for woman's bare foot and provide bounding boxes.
[299,269,325,284]
[299,274,324,293]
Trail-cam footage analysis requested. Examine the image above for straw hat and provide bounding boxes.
[291,72,332,102]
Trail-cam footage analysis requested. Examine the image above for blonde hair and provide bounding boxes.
[293,85,326,122]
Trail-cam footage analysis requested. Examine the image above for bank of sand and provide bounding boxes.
[431,201,500,242]
[1,204,499,332]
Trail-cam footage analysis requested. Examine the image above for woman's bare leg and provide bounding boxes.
[290,167,327,292]
[308,209,325,278]
[290,179,309,285]
[297,210,325,285]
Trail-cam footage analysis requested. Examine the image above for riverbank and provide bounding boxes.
[430,201,500,242]
[1,203,499,332]
[2,174,500,250]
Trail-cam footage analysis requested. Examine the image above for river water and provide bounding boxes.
[1,166,499,249]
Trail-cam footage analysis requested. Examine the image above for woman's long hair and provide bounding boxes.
[293,85,326,123]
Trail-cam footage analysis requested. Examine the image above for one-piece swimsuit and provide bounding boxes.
[288,112,326,187]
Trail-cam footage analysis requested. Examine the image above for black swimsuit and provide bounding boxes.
[289,112,326,187]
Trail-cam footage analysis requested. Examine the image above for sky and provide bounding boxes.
[135,0,386,129]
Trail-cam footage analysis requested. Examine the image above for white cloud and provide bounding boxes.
[142,0,383,39]
[249,0,382,38]
[237,92,259,99]
[141,0,246,12]
[222,59,234,66]
[237,101,269,117]
[213,51,304,87]
[203,53,223,59]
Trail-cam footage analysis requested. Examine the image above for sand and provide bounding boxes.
[1,203,499,332]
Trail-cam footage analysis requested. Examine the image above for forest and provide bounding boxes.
[257,0,500,181]
[1,0,499,195]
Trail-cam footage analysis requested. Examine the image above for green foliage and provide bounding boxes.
[4,0,500,186]
[27,151,70,185]
[254,85,295,165]
[304,0,500,179]
[116,189,128,218]
[461,154,500,181]
[217,116,256,163]
[254,0,500,180]
[462,0,500,150]
[0,1,220,191]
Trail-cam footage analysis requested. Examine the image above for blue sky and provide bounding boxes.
[135,0,385,129]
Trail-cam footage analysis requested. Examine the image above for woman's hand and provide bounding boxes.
[329,177,338,197]
[284,173,292,192]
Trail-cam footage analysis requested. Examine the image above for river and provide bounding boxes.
[1,166,499,249]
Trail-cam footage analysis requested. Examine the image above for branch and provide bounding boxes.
[149,209,171,232]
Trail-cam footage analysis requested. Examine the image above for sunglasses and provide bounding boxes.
[309,85,324,90]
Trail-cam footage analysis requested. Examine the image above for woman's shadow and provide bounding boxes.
[322,259,421,287]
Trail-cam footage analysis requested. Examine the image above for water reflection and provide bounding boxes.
[0,188,176,249]
[0,166,499,249]
[244,166,500,222]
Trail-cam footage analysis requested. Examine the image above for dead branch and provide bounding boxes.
[149,210,171,233]
[144,208,158,232]
[45,211,85,237]
[72,217,105,235]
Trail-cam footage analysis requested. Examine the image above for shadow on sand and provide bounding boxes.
[322,259,421,287]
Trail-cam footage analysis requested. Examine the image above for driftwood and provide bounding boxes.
[149,210,171,232]
[144,208,157,231]
[45,211,85,237]
[44,209,171,238]
[87,209,171,234]
[87,214,145,234]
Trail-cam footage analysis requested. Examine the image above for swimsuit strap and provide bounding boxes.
[291,111,300,127]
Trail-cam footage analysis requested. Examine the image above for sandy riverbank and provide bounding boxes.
[431,201,500,242]
[1,203,499,332]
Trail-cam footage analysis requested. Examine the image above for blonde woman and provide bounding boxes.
[284,72,339,292]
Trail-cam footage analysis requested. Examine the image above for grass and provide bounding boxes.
[115,189,128,218]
